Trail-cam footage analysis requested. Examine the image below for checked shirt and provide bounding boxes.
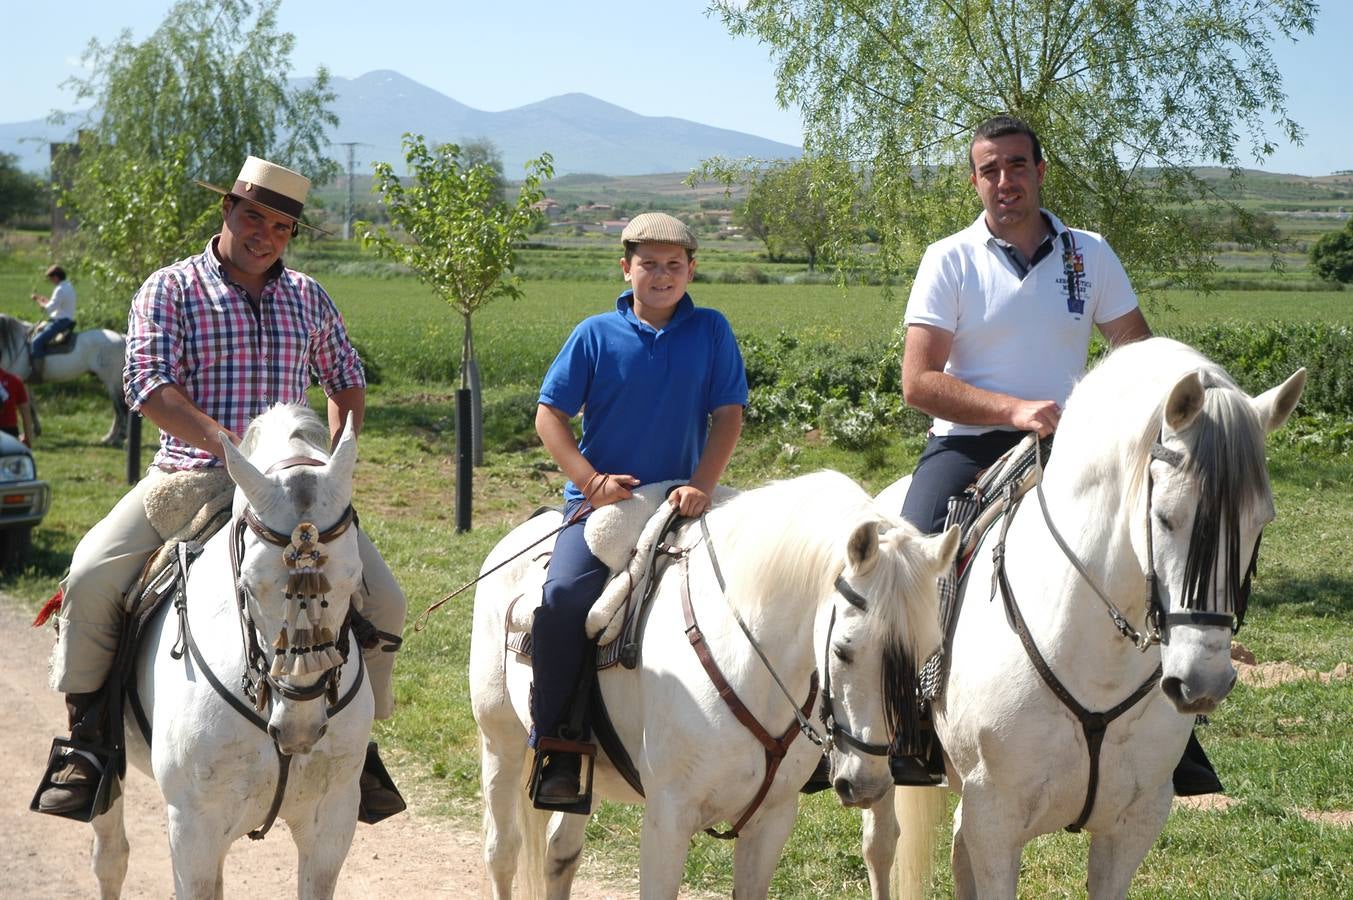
[125,238,365,470]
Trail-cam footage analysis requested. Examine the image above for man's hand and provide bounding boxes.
[667,484,712,518]
[582,472,639,508]
[1010,399,1061,437]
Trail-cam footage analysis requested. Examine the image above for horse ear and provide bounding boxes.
[846,521,880,574]
[1163,370,1205,432]
[1251,367,1306,433]
[924,524,961,575]
[326,413,358,491]
[219,431,274,507]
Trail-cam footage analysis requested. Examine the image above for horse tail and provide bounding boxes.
[892,786,948,899]
[515,782,548,900]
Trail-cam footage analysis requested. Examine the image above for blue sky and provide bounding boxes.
[1,0,1345,176]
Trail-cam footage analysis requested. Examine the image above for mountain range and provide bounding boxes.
[0,69,801,178]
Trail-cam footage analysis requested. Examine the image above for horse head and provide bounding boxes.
[1145,362,1306,714]
[220,404,364,754]
[823,515,958,807]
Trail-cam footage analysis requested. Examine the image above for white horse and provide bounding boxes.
[0,313,128,445]
[864,337,1305,899]
[88,404,375,898]
[470,470,960,899]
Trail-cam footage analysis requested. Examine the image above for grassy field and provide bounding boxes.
[0,257,1348,897]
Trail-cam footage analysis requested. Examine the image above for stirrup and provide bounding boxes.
[528,736,596,814]
[30,736,121,822]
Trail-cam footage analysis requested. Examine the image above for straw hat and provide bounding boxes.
[197,156,326,233]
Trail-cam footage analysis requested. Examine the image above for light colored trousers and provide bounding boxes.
[50,469,406,719]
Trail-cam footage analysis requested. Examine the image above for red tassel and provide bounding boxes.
[33,589,63,627]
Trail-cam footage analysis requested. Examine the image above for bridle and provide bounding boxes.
[819,575,893,758]
[230,456,357,708]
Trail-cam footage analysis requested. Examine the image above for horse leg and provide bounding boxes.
[290,787,359,900]
[862,788,899,900]
[731,797,800,900]
[101,396,128,447]
[949,793,1021,900]
[165,802,232,900]
[637,795,698,900]
[1086,794,1172,900]
[480,730,527,900]
[90,789,130,900]
[543,810,589,899]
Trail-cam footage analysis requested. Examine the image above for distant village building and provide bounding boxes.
[600,219,630,235]
[577,203,613,213]
[532,198,562,218]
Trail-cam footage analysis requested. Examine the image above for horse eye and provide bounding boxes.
[1155,511,1174,533]
[833,644,854,664]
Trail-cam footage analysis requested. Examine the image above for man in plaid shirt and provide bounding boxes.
[38,157,407,820]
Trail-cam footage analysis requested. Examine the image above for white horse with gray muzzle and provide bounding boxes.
[865,337,1306,899]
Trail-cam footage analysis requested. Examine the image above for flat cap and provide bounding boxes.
[620,212,698,251]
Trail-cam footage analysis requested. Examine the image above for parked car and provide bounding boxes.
[0,431,51,573]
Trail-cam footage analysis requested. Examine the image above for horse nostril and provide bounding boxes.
[267,724,281,742]
[1161,676,1184,704]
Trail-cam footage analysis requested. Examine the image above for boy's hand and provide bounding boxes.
[583,472,638,508]
[667,484,712,518]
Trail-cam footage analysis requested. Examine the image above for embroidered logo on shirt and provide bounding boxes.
[1062,248,1086,316]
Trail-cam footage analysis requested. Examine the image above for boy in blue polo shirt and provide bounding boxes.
[530,212,748,807]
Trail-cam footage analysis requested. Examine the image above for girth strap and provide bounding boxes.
[681,553,818,840]
[993,533,1160,833]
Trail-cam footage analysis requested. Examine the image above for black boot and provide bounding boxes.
[357,741,406,824]
[35,691,104,815]
[1172,729,1223,796]
[534,750,582,805]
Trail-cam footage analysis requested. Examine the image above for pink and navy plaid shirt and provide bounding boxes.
[125,238,366,470]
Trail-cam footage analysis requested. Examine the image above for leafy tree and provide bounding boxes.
[1310,226,1353,284]
[0,153,45,225]
[361,134,552,525]
[714,0,1317,290]
[57,0,337,309]
[459,137,507,207]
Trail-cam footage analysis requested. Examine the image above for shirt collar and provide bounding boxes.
[971,208,1069,247]
[615,289,695,331]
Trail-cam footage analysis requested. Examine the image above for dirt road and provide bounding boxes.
[0,600,633,899]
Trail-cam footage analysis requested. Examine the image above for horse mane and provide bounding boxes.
[239,403,331,465]
[0,315,29,369]
[712,470,937,664]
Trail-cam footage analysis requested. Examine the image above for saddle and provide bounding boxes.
[28,320,78,355]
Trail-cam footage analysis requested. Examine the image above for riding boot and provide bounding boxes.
[36,691,104,815]
[357,741,406,824]
[888,710,946,787]
[534,746,582,805]
[29,357,44,385]
[1172,729,1224,796]
[800,755,833,794]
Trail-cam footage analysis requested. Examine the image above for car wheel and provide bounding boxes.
[0,525,32,575]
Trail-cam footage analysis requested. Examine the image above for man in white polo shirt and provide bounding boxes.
[893,115,1220,796]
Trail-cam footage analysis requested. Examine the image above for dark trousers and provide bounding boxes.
[31,318,75,358]
[530,499,608,747]
[899,431,1026,533]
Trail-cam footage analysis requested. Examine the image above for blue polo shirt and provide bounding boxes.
[539,290,748,503]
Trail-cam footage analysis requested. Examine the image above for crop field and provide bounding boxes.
[0,251,1348,897]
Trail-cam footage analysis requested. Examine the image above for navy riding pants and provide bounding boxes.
[31,317,75,359]
[530,499,608,747]
[899,430,1026,534]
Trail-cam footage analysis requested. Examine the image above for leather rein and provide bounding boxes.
[172,454,365,839]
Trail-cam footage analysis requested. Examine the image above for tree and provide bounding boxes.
[1310,226,1353,284]
[714,0,1317,290]
[361,134,552,530]
[0,153,45,226]
[57,0,337,308]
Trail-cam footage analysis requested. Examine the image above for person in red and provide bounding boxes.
[0,367,35,446]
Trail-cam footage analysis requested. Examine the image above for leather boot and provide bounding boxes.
[534,750,582,805]
[357,741,406,823]
[36,691,103,815]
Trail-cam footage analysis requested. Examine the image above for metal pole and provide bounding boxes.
[455,388,472,532]
[125,413,141,486]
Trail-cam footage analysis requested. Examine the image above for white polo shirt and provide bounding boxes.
[47,281,76,321]
[904,210,1138,437]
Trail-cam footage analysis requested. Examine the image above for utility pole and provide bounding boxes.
[336,142,364,241]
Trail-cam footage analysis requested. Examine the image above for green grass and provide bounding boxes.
[1,264,1349,898]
